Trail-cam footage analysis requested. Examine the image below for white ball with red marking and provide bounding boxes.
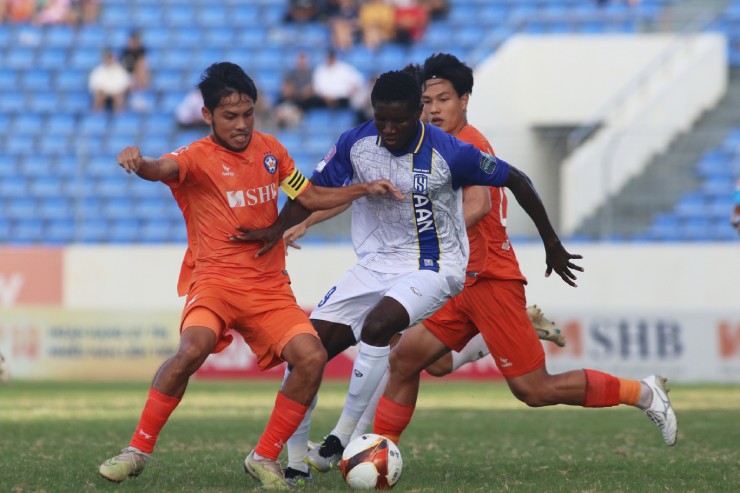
[339,434,402,490]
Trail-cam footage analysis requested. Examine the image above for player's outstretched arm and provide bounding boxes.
[284,203,351,251]
[295,179,404,211]
[117,146,179,182]
[503,166,583,287]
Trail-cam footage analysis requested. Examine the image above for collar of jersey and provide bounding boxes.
[377,121,425,157]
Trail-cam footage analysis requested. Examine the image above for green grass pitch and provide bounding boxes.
[1,379,739,492]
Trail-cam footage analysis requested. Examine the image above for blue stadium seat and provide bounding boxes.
[133,4,165,27]
[13,114,44,136]
[101,5,131,26]
[228,4,262,26]
[28,92,61,113]
[675,193,708,218]
[134,197,166,218]
[38,196,72,220]
[80,113,110,136]
[55,70,87,91]
[166,4,197,26]
[64,176,95,196]
[46,218,76,244]
[0,155,18,176]
[141,27,171,49]
[11,218,44,243]
[56,155,80,178]
[77,218,108,243]
[96,176,129,196]
[37,134,71,155]
[203,27,235,48]
[61,91,92,112]
[152,69,184,90]
[3,136,36,156]
[4,47,36,70]
[110,113,143,136]
[197,4,228,27]
[6,197,37,219]
[0,218,11,241]
[37,48,68,69]
[102,197,135,220]
[29,176,63,196]
[46,114,77,137]
[69,48,100,70]
[44,25,76,48]
[139,219,171,243]
[87,154,118,177]
[76,26,106,48]
[129,178,164,199]
[161,48,194,69]
[21,155,54,176]
[0,68,16,91]
[0,91,28,112]
[109,219,140,243]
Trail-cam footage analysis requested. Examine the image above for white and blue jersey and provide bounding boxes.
[312,120,510,276]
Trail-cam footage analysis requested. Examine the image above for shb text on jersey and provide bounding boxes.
[226,184,277,208]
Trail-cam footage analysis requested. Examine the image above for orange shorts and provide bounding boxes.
[181,276,317,370]
[423,278,544,378]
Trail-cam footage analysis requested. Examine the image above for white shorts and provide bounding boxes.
[310,264,464,342]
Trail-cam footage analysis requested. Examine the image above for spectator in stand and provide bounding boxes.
[33,0,72,24]
[284,0,320,23]
[69,0,98,24]
[274,51,325,128]
[420,0,448,20]
[312,49,364,109]
[328,0,359,52]
[392,0,429,46]
[175,89,209,130]
[89,48,131,113]
[358,0,396,51]
[120,30,150,90]
[350,73,377,125]
[6,0,37,23]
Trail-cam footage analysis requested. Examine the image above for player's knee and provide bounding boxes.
[172,343,210,373]
[293,343,328,374]
[360,319,396,346]
[509,384,548,407]
[388,348,422,380]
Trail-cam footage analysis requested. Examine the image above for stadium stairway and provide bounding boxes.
[574,66,740,242]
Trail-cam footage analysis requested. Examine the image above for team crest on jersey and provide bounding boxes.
[413,174,428,194]
[479,153,498,174]
[263,155,277,174]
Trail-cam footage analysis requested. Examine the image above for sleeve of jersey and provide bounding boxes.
[449,142,510,189]
[160,148,190,187]
[310,137,354,187]
[280,169,312,200]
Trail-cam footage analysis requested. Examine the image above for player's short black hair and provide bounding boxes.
[421,53,474,97]
[401,63,423,89]
[198,62,258,112]
[371,70,422,110]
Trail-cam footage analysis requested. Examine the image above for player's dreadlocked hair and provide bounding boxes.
[198,62,258,111]
[371,70,422,110]
[421,53,474,97]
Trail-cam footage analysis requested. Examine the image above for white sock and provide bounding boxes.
[331,341,390,446]
[450,333,490,372]
[351,365,388,442]
[284,366,317,473]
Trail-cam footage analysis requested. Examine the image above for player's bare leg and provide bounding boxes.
[100,326,216,482]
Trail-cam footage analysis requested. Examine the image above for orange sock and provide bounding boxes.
[372,396,415,445]
[583,369,621,408]
[255,392,309,461]
[129,387,181,453]
[618,378,641,406]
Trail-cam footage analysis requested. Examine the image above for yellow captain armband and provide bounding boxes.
[280,169,311,200]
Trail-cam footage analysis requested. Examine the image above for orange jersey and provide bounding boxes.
[456,125,526,284]
[163,133,310,292]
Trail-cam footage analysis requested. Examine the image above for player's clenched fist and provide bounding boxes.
[118,146,145,174]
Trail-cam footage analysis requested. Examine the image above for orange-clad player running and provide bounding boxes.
[371,53,677,453]
[97,62,402,490]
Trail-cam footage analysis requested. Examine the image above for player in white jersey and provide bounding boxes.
[233,70,582,484]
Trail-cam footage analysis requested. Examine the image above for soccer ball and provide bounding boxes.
[339,434,402,490]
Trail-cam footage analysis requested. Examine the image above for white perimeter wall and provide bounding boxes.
[2,243,738,382]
